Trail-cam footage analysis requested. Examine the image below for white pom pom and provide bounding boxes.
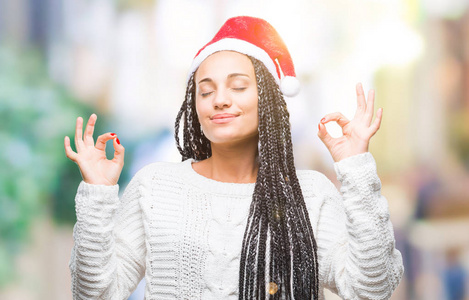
[280,76,300,97]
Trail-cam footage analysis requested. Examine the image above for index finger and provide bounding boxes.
[321,112,350,128]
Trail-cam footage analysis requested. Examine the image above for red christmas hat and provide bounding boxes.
[188,16,300,97]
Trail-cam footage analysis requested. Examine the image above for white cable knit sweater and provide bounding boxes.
[69,152,403,299]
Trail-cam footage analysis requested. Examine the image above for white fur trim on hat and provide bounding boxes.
[188,38,280,85]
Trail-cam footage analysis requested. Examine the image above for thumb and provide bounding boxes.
[112,137,125,166]
[317,122,333,146]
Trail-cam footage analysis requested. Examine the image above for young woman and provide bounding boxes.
[65,16,403,300]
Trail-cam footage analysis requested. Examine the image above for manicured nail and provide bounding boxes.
[116,138,120,145]
[110,133,116,136]
[321,118,326,123]
[318,123,321,130]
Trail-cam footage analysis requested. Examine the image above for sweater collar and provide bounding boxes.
[183,159,256,197]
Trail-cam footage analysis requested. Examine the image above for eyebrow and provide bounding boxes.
[198,73,250,85]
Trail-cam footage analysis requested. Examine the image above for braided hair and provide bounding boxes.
[175,55,319,299]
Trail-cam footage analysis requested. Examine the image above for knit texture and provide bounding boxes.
[69,152,403,299]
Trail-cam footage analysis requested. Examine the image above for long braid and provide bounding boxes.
[174,56,319,299]
[175,73,211,160]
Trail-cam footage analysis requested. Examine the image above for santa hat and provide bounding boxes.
[188,16,300,97]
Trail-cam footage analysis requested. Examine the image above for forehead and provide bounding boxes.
[195,51,255,82]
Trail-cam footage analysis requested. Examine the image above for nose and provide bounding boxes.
[212,88,232,109]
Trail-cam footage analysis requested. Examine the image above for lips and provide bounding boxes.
[210,113,239,124]
[211,113,238,120]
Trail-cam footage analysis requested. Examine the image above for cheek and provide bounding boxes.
[195,99,206,121]
[248,94,259,121]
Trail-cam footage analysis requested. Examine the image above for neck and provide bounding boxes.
[195,138,259,183]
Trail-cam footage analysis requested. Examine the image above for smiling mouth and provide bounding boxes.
[210,114,238,124]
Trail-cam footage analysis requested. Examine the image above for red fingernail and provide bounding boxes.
[116,138,120,145]
[321,118,326,123]
[318,123,321,130]
[110,133,116,136]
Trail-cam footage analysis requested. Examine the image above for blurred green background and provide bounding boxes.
[1,0,469,299]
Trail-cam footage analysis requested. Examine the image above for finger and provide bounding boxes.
[321,112,350,128]
[364,89,375,125]
[64,136,78,162]
[368,107,383,136]
[111,137,125,166]
[354,83,366,118]
[95,133,117,151]
[317,122,334,146]
[75,117,84,151]
[83,114,97,146]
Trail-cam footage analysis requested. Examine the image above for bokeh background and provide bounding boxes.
[1,0,469,299]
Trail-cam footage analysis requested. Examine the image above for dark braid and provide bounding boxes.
[175,73,211,160]
[174,56,319,299]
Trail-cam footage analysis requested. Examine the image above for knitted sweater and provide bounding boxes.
[69,152,403,300]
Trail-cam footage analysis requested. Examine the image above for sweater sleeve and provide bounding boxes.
[69,169,147,299]
[316,152,403,299]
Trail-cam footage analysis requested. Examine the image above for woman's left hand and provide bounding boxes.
[317,83,383,162]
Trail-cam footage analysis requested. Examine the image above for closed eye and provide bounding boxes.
[201,91,214,97]
[233,87,247,92]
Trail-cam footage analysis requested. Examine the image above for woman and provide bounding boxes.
[65,16,403,300]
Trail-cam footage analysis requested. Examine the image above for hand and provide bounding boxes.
[64,114,125,186]
[317,83,383,162]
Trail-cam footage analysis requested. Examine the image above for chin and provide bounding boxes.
[204,131,259,145]
[206,135,242,144]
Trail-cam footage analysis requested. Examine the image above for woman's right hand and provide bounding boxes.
[64,114,125,186]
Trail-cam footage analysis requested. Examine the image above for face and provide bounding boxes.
[194,51,259,146]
